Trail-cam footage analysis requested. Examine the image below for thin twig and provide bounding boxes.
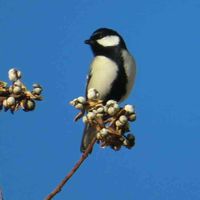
[45,137,97,200]
[74,110,85,121]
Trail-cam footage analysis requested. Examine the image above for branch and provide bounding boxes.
[45,90,136,199]
[45,137,97,200]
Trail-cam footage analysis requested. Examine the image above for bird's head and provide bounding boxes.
[85,28,127,55]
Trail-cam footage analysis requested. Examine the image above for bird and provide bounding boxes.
[81,27,136,153]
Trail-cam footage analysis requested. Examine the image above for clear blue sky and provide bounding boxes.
[1,0,200,199]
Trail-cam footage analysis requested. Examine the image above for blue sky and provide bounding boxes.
[1,0,200,199]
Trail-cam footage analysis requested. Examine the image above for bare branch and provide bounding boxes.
[45,137,97,200]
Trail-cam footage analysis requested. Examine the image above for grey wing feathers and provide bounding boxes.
[80,124,96,153]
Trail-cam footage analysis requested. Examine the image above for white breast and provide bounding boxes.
[87,56,118,99]
[120,50,136,101]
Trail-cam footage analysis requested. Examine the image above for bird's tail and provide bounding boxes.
[80,124,97,153]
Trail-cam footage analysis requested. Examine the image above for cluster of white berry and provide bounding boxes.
[115,105,136,128]
[70,96,86,110]
[95,103,136,150]
[70,88,136,151]
[0,68,43,113]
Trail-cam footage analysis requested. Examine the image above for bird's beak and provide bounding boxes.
[84,39,94,45]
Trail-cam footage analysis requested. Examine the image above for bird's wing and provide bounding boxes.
[80,65,94,153]
[85,73,92,99]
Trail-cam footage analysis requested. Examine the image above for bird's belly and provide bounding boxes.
[87,56,118,100]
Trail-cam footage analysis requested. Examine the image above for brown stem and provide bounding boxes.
[45,137,97,200]
[74,110,85,121]
[109,109,126,126]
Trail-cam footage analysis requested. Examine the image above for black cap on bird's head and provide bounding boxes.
[84,28,127,52]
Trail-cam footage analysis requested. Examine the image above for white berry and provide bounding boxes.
[124,105,134,113]
[96,132,101,140]
[106,100,117,106]
[100,128,108,136]
[97,107,104,113]
[107,107,115,116]
[13,86,22,95]
[7,97,15,106]
[82,116,88,123]
[8,69,18,81]
[123,139,129,146]
[119,115,128,124]
[3,99,8,108]
[77,96,86,104]
[75,103,83,110]
[129,114,136,121]
[32,87,42,95]
[115,120,123,127]
[87,112,95,120]
[14,80,22,87]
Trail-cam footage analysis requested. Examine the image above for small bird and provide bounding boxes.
[81,28,136,152]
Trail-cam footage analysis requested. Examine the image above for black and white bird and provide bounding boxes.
[81,28,136,152]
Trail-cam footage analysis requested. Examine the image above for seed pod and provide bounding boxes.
[124,105,134,113]
[100,128,108,136]
[17,70,22,79]
[82,116,88,123]
[115,120,123,127]
[8,68,18,82]
[77,96,86,104]
[96,113,103,118]
[87,91,95,99]
[106,100,117,106]
[123,139,129,146]
[69,99,77,106]
[32,83,42,88]
[126,134,135,148]
[97,107,104,113]
[119,136,125,142]
[87,88,99,100]
[89,109,97,115]
[87,112,95,120]
[13,86,22,95]
[103,106,108,113]
[32,87,42,95]
[96,132,101,140]
[23,99,35,111]
[7,97,15,106]
[107,107,116,116]
[75,103,83,110]
[8,86,13,93]
[128,114,136,121]
[3,99,8,108]
[113,103,120,111]
[119,115,128,124]
[14,80,22,87]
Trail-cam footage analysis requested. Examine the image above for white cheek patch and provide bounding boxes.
[97,35,120,47]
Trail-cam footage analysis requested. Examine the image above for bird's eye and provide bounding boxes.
[98,33,104,39]
[92,32,104,40]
